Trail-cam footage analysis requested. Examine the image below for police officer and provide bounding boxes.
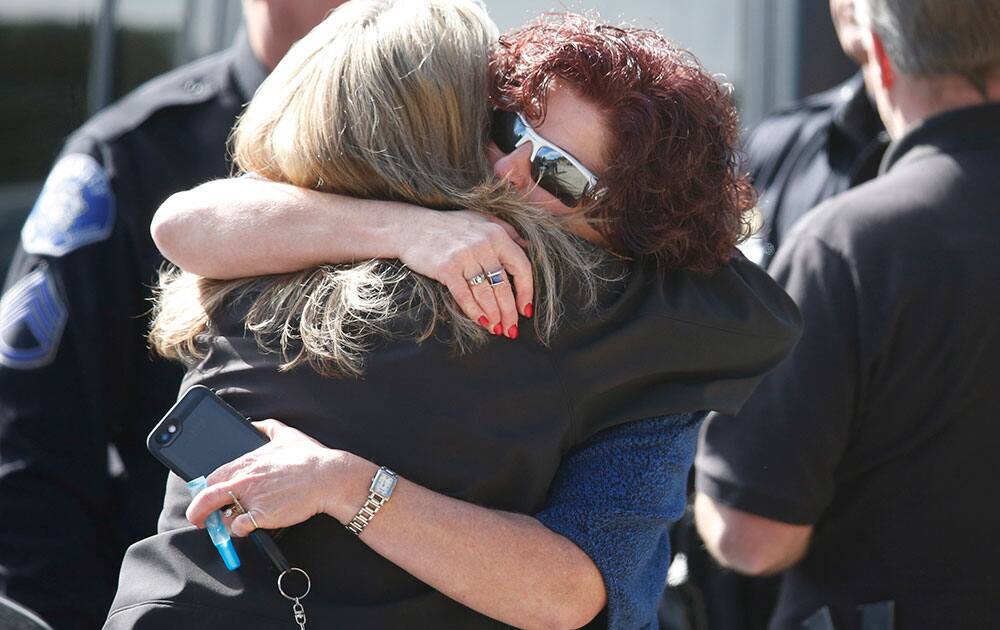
[0,2,344,627]
[741,0,888,268]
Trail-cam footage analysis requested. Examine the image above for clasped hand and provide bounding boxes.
[396,210,534,336]
[186,419,368,537]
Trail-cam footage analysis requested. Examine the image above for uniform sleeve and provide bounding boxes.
[695,234,860,524]
[0,138,148,629]
[536,413,704,629]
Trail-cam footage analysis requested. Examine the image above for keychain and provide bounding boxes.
[278,567,312,629]
[225,492,312,628]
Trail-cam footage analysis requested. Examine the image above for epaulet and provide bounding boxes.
[74,48,234,145]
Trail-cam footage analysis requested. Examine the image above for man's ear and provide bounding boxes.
[870,30,895,91]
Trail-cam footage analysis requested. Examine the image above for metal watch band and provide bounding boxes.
[345,467,396,536]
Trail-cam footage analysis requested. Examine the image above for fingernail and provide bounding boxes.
[492,324,503,335]
[507,325,519,340]
[524,303,533,318]
[478,315,490,328]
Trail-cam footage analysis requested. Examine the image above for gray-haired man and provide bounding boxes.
[694,0,1000,628]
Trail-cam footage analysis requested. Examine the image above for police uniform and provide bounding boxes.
[0,34,266,629]
[741,73,888,267]
[698,103,1000,629]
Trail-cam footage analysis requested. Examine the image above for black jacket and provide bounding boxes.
[106,254,801,629]
[743,73,887,266]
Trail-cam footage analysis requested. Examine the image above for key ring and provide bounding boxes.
[277,567,311,601]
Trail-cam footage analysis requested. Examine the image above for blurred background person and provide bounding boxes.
[0,1,344,627]
[673,3,890,629]
[695,0,1000,628]
[740,0,888,267]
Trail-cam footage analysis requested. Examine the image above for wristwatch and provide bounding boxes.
[345,466,397,536]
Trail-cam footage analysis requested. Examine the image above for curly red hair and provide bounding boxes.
[491,13,755,271]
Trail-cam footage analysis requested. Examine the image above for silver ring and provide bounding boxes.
[486,269,506,287]
[467,272,487,286]
[227,491,258,529]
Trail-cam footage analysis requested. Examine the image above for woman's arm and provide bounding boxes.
[151,178,533,333]
[186,419,606,630]
[537,413,705,629]
[152,179,406,279]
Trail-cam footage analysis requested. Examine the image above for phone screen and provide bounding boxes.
[148,386,269,481]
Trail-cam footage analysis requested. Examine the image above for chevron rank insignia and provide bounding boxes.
[22,154,116,257]
[0,267,68,369]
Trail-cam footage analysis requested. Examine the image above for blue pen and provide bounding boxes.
[186,476,241,570]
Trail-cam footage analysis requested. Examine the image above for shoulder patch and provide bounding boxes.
[0,267,68,369]
[22,154,116,257]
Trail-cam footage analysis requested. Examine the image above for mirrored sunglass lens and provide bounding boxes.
[490,110,522,153]
[532,148,591,206]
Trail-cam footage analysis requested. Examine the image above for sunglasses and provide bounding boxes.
[491,109,599,207]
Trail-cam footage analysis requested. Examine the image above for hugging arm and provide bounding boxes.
[537,413,705,629]
[188,414,702,629]
[187,420,606,630]
[152,178,532,332]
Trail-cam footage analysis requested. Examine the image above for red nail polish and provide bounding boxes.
[524,303,533,318]
[478,315,490,328]
[507,325,519,340]
[493,324,503,335]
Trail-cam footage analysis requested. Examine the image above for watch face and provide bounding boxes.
[371,468,396,498]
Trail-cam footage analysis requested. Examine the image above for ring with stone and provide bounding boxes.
[467,272,487,287]
[225,491,246,519]
[486,269,506,287]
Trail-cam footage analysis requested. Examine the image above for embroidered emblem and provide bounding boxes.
[0,267,68,369]
[22,154,116,257]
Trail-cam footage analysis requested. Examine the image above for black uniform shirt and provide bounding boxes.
[106,255,802,629]
[742,73,887,266]
[0,35,265,629]
[696,103,1000,629]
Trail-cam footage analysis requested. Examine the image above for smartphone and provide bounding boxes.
[148,385,290,572]
[147,385,268,481]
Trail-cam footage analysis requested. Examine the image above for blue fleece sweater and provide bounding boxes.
[535,412,704,629]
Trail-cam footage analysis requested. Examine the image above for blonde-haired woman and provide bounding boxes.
[151,0,596,379]
[106,1,799,628]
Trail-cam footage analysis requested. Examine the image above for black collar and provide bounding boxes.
[831,72,885,150]
[231,30,269,103]
[881,101,1000,174]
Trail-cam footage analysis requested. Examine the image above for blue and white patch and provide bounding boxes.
[0,267,68,369]
[22,154,116,257]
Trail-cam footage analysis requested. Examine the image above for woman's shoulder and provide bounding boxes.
[650,252,802,345]
[562,252,800,347]
[551,253,802,441]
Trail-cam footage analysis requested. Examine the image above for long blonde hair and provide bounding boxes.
[150,0,602,377]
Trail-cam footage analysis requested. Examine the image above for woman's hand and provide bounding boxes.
[153,178,534,339]
[394,210,534,338]
[185,419,372,537]
[186,418,605,628]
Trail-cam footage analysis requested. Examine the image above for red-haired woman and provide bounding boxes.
[137,11,796,629]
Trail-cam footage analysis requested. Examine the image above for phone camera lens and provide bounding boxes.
[156,423,178,445]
